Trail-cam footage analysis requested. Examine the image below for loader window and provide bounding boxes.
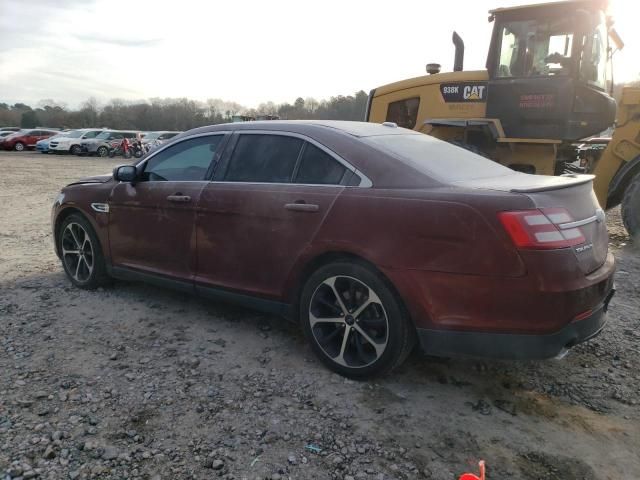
[496,18,574,78]
[579,19,607,90]
[385,97,420,130]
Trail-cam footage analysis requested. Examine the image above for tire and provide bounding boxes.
[97,146,109,157]
[299,261,415,379]
[57,214,110,289]
[70,145,81,155]
[14,142,25,151]
[622,173,640,239]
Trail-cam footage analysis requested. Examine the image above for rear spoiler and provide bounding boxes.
[509,174,594,193]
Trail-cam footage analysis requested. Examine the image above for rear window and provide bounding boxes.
[363,133,513,182]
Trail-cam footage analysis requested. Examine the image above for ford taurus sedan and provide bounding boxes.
[51,121,615,378]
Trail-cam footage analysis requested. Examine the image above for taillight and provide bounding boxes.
[498,208,585,249]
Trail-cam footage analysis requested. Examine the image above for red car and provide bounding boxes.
[1,129,60,151]
[51,121,615,378]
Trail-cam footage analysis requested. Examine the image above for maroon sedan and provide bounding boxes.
[1,129,60,151]
[51,121,615,377]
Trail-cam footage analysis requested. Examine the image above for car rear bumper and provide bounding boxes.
[416,288,614,359]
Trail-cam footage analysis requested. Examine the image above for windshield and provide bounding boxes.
[496,17,575,77]
[363,133,513,182]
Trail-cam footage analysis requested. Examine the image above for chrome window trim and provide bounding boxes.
[224,130,373,188]
[136,129,373,188]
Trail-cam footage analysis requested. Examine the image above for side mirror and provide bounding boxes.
[113,165,137,182]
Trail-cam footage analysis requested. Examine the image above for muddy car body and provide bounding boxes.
[51,120,615,377]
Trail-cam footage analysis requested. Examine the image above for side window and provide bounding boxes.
[110,133,123,140]
[294,143,347,185]
[143,135,224,182]
[30,130,41,136]
[224,134,302,183]
[385,97,420,129]
[84,131,99,139]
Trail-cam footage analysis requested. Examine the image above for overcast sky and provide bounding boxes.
[0,0,638,108]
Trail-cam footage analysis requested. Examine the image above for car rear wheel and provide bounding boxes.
[14,142,25,151]
[97,146,109,157]
[58,214,110,289]
[70,145,81,155]
[300,262,415,379]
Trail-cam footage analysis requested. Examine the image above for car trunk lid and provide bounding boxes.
[456,173,608,274]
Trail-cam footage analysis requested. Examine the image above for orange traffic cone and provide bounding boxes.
[459,460,485,480]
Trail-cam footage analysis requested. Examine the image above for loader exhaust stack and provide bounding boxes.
[452,31,464,71]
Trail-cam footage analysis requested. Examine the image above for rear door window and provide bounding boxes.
[224,134,303,183]
[294,143,347,185]
[385,97,420,129]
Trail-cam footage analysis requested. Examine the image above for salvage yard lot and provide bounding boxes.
[0,151,639,480]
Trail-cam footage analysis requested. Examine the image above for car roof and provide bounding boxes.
[186,120,418,139]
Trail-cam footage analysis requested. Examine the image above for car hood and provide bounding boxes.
[67,174,113,186]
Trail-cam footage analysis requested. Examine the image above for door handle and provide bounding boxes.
[167,194,192,203]
[284,202,319,212]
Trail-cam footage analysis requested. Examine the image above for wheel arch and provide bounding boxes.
[53,206,103,258]
[606,154,640,209]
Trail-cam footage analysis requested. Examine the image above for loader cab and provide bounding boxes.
[485,0,617,141]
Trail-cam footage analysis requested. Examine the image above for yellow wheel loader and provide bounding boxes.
[366,0,640,236]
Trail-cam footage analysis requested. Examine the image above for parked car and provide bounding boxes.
[36,132,69,153]
[36,138,51,153]
[49,129,105,155]
[0,126,21,132]
[0,131,15,139]
[80,130,139,157]
[0,129,60,151]
[51,121,615,378]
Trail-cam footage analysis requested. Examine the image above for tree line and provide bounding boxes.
[0,91,369,131]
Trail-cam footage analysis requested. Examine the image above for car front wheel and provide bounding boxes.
[300,261,415,379]
[58,214,110,289]
[14,142,25,151]
[70,145,81,155]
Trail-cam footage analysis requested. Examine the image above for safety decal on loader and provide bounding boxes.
[440,83,487,103]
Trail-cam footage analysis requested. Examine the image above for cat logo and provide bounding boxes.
[440,82,488,103]
[463,85,486,100]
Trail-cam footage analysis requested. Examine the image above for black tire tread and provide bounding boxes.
[622,173,640,239]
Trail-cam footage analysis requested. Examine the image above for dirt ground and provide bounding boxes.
[1,151,639,480]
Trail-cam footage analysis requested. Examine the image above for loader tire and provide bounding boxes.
[622,173,640,239]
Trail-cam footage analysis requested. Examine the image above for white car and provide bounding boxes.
[49,129,105,155]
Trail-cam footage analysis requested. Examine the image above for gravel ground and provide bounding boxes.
[1,151,639,480]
